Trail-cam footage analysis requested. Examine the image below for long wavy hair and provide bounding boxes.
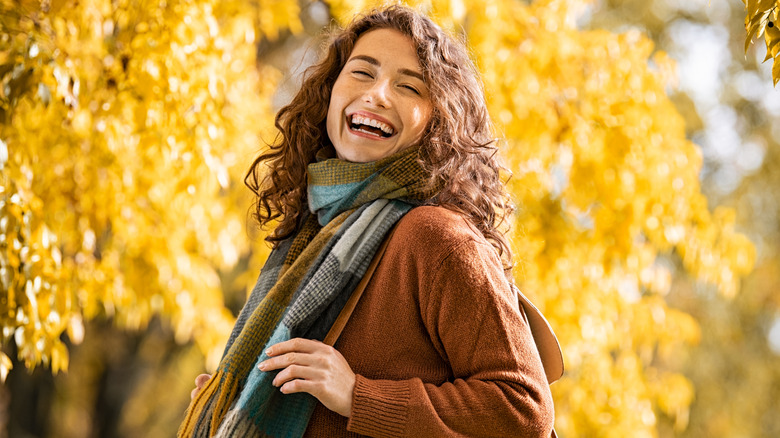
[245,5,515,272]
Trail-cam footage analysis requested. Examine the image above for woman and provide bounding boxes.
[181,5,555,437]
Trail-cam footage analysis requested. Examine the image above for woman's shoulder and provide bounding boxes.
[390,205,493,263]
[396,205,479,237]
[387,206,511,308]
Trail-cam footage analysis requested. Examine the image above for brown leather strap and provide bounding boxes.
[513,284,564,384]
[323,229,395,346]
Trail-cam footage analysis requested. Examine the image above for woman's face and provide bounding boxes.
[326,28,433,163]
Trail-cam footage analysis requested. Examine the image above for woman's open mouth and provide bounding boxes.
[347,114,395,139]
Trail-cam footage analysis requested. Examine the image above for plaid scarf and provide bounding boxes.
[178,147,436,438]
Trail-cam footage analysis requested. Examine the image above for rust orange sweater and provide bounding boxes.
[303,206,555,437]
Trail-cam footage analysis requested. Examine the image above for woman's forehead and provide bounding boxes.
[350,28,422,71]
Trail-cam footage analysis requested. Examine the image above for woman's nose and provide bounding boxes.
[362,80,391,108]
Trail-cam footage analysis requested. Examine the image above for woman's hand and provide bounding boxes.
[258,338,356,418]
[191,373,212,400]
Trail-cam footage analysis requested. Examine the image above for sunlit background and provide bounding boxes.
[1,0,779,437]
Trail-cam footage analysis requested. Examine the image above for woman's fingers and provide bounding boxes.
[257,338,355,417]
[260,338,326,372]
[279,376,323,395]
[191,373,212,400]
[266,338,325,356]
[272,364,323,387]
[259,350,320,372]
[195,373,212,388]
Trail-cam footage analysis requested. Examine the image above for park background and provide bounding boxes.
[1,0,779,436]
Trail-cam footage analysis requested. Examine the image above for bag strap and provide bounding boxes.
[513,284,564,384]
[323,228,395,346]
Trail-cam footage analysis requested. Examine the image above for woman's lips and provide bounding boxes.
[345,114,397,140]
[348,111,396,132]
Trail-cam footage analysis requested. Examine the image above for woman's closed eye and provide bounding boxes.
[353,70,373,78]
[401,84,421,95]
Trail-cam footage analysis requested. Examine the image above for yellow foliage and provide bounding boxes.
[743,0,780,85]
[1,0,757,437]
[0,0,292,375]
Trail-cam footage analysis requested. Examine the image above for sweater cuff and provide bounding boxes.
[347,374,411,437]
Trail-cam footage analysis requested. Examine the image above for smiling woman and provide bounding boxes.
[178,5,556,438]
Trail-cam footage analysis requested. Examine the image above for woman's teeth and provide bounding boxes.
[349,115,394,137]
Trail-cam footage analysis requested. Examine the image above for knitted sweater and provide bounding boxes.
[303,206,555,437]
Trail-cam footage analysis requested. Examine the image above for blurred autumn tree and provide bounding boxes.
[0,0,298,373]
[0,0,768,437]
[0,0,295,433]
[587,0,780,437]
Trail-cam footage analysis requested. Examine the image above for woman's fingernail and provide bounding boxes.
[258,362,266,371]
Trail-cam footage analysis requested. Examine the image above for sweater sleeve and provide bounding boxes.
[345,236,555,438]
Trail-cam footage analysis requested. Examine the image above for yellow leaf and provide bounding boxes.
[0,351,11,382]
[773,56,780,86]
[765,20,780,61]
[51,339,69,374]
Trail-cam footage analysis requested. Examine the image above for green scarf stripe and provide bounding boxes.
[307,146,418,184]
[352,174,423,206]
[378,159,438,196]
[219,299,287,370]
[284,215,322,268]
[179,147,436,438]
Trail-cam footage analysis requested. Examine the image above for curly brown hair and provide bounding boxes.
[245,5,515,271]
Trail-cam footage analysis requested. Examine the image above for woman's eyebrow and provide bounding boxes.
[347,54,425,82]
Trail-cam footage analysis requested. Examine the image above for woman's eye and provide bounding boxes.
[402,85,421,95]
[353,70,373,78]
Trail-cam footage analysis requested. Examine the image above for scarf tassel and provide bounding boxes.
[210,372,239,434]
[215,408,260,437]
[178,371,239,438]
